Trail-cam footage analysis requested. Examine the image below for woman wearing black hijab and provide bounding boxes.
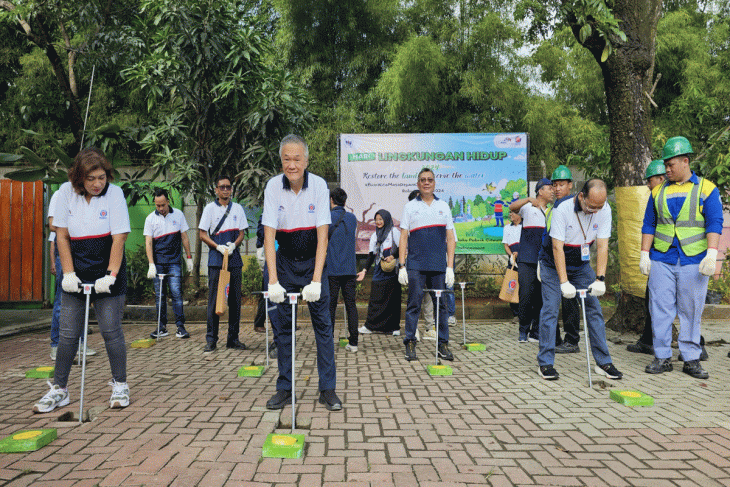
[356,209,402,334]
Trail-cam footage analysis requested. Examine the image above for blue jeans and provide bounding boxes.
[153,263,185,328]
[405,270,449,344]
[537,262,612,367]
[446,284,455,317]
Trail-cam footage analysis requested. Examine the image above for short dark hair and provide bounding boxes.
[580,178,607,197]
[68,147,113,195]
[215,175,232,187]
[408,190,420,201]
[418,167,434,179]
[153,188,169,200]
[330,187,347,206]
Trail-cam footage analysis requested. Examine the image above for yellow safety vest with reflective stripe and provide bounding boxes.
[652,178,707,256]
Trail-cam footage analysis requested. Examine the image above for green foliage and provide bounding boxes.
[241,256,263,297]
[125,244,154,305]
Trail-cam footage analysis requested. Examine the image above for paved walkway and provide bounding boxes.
[1,316,730,486]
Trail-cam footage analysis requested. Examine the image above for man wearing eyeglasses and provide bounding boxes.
[398,167,456,362]
[199,175,248,353]
[536,178,622,381]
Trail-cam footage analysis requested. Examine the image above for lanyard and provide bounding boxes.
[575,211,593,243]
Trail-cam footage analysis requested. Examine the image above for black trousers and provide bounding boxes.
[328,275,359,346]
[518,262,540,337]
[557,296,580,345]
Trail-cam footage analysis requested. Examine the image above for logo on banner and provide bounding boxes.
[99,210,108,219]
[308,204,315,213]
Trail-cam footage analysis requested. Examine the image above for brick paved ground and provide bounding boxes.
[1,317,730,486]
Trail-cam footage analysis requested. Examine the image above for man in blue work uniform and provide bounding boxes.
[398,167,456,362]
[263,134,341,411]
[198,175,248,352]
[144,188,193,339]
[537,179,622,381]
[641,137,722,379]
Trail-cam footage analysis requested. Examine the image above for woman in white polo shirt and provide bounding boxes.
[33,147,131,413]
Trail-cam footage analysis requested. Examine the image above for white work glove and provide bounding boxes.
[560,281,576,299]
[268,281,286,303]
[226,241,237,255]
[508,254,515,267]
[639,250,651,276]
[94,274,116,294]
[537,262,541,282]
[256,247,265,268]
[61,272,82,293]
[216,244,229,255]
[302,281,322,302]
[186,257,193,273]
[589,280,606,297]
[445,267,455,288]
[147,263,157,279]
[699,248,718,276]
[398,267,408,286]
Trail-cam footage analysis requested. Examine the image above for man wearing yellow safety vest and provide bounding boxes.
[640,137,723,379]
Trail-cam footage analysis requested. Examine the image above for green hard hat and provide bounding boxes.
[661,136,694,160]
[645,159,666,179]
[551,165,572,181]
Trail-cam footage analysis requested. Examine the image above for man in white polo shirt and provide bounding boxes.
[398,167,456,362]
[262,134,341,412]
[198,175,248,352]
[144,188,194,339]
[536,179,622,381]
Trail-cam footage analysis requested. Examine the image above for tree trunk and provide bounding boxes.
[569,0,662,332]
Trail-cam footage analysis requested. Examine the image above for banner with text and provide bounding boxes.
[340,133,528,254]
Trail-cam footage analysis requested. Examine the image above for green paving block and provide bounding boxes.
[427,364,453,376]
[338,338,348,347]
[610,390,654,406]
[0,429,57,453]
[25,366,54,379]
[463,343,486,351]
[237,365,265,377]
[262,433,305,458]
[130,338,155,348]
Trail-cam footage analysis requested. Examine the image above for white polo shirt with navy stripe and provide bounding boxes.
[143,207,190,265]
[540,195,611,270]
[400,196,454,272]
[517,202,547,264]
[53,181,131,295]
[262,171,331,260]
[199,199,247,268]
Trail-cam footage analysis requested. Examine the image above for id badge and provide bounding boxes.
[581,244,590,261]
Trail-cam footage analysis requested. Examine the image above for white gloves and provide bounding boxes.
[256,247,265,268]
[216,244,229,255]
[639,250,651,276]
[699,248,718,276]
[398,267,408,285]
[186,257,193,272]
[508,254,515,267]
[147,263,157,279]
[537,262,541,282]
[445,267,455,288]
[560,281,576,299]
[94,274,116,293]
[268,281,286,303]
[302,281,322,302]
[589,280,606,297]
[62,272,82,293]
[226,241,237,255]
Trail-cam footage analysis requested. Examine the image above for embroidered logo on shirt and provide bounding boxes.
[99,210,108,219]
[308,204,315,213]
[278,205,285,212]
[593,223,598,230]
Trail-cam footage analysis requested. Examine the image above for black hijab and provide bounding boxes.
[374,209,393,256]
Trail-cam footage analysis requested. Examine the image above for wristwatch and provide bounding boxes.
[596,275,605,281]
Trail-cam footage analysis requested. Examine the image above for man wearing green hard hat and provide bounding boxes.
[640,137,722,379]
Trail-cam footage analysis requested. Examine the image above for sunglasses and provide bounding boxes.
[217,185,232,190]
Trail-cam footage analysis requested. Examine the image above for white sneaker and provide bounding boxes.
[415,329,421,341]
[33,381,69,413]
[50,346,57,360]
[392,330,400,336]
[79,344,97,356]
[109,381,130,408]
[448,316,456,326]
[345,344,358,353]
[358,326,372,334]
[423,329,438,340]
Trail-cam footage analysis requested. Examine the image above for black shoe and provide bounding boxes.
[268,340,277,358]
[150,328,169,339]
[203,342,216,353]
[538,365,559,380]
[405,341,417,361]
[678,345,709,362]
[645,357,672,374]
[266,390,292,410]
[555,342,580,354]
[226,340,247,350]
[626,340,653,355]
[318,389,342,411]
[176,326,190,339]
[438,343,454,361]
[595,362,623,380]
[682,359,709,379]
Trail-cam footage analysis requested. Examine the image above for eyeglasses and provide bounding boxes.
[419,178,435,183]
[217,185,232,190]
